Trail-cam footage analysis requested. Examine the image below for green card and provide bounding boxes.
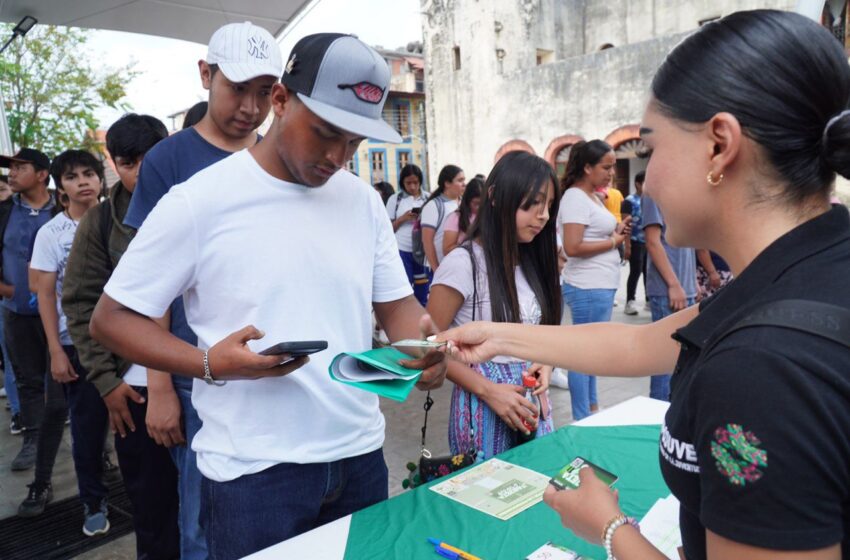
[328,347,423,402]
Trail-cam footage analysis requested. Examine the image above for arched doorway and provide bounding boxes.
[604,125,649,197]
[493,139,536,164]
[543,134,584,180]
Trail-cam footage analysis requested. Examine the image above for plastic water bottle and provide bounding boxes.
[518,374,539,443]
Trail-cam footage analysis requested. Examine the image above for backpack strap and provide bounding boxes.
[435,197,446,230]
[701,299,850,359]
[393,192,404,219]
[0,198,13,271]
[99,200,114,271]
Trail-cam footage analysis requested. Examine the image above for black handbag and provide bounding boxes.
[403,243,481,490]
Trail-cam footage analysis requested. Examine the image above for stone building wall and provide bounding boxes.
[422,0,795,182]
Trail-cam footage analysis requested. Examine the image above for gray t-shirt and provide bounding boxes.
[641,194,697,298]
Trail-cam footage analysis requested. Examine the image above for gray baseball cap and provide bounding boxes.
[281,33,402,143]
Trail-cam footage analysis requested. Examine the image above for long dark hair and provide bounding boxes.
[466,151,562,325]
[651,9,850,203]
[458,177,483,233]
[424,164,463,207]
[560,140,612,192]
[398,164,424,197]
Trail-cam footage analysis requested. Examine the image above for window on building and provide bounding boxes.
[394,103,411,139]
[370,151,385,184]
[346,157,357,174]
[822,2,850,48]
[536,49,554,65]
[398,151,410,172]
[452,46,461,71]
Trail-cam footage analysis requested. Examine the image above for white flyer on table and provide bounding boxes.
[429,458,550,521]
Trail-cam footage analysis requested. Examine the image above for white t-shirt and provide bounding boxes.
[432,243,541,363]
[557,187,620,290]
[385,190,428,253]
[420,195,459,265]
[30,212,78,346]
[122,364,148,387]
[104,149,412,482]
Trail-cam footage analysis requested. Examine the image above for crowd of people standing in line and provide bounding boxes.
[0,8,849,560]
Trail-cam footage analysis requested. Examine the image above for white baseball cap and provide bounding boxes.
[206,21,283,83]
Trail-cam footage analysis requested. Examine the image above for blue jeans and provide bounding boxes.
[648,295,696,401]
[399,250,432,307]
[200,447,388,560]
[167,377,207,559]
[562,284,616,420]
[0,315,20,415]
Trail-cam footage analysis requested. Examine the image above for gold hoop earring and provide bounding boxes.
[707,171,724,186]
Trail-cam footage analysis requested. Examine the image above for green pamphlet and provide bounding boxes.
[328,347,422,402]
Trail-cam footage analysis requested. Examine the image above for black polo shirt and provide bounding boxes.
[660,205,850,559]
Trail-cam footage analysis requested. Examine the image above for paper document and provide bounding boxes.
[639,494,682,560]
[429,458,550,521]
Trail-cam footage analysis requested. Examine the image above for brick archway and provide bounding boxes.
[493,139,536,164]
[604,124,641,150]
[543,134,585,168]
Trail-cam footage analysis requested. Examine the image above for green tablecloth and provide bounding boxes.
[344,424,668,560]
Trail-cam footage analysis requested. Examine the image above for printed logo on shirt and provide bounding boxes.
[711,423,767,487]
[660,424,700,473]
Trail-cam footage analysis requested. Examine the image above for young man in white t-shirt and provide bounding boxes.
[26,150,106,533]
[91,33,447,558]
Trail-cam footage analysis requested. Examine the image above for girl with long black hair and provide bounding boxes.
[442,177,483,256]
[385,164,430,305]
[421,164,465,271]
[427,151,562,460]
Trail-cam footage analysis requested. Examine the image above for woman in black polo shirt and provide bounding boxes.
[435,9,850,560]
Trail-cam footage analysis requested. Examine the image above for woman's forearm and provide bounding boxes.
[488,307,697,377]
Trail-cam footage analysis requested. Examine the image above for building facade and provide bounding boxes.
[347,46,430,189]
[421,0,797,196]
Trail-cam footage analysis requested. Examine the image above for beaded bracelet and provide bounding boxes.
[601,514,640,560]
[203,350,226,386]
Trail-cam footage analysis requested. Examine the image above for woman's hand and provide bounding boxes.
[50,348,79,383]
[481,381,538,434]
[543,467,623,545]
[527,363,552,396]
[433,321,505,364]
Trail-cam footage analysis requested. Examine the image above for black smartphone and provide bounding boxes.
[258,340,328,357]
[410,207,422,215]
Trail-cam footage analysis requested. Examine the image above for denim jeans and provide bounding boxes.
[63,346,109,509]
[399,250,432,307]
[648,295,696,401]
[113,386,180,560]
[562,284,616,420]
[167,378,207,560]
[200,447,388,560]
[0,314,20,415]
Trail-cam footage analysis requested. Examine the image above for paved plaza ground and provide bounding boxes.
[0,273,653,559]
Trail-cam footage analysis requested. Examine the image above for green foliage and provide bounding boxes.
[0,24,137,157]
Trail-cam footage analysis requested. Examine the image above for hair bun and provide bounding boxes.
[823,109,850,180]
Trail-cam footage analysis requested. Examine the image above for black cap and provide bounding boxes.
[0,148,50,171]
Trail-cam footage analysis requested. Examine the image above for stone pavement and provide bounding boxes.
[0,273,653,559]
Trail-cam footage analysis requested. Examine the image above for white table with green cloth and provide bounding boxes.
[245,396,671,560]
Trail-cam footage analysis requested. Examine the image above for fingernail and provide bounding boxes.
[426,335,436,342]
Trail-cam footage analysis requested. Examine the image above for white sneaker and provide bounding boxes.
[550,368,569,390]
[624,300,638,315]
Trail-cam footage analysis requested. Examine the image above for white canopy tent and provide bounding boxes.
[0,0,315,153]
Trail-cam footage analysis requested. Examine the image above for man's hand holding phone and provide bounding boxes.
[205,325,310,381]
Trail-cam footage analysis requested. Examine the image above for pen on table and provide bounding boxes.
[427,538,482,560]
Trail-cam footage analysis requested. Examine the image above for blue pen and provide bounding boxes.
[435,546,459,559]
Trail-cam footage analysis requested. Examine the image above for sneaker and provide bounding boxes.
[550,368,569,390]
[624,300,638,315]
[83,500,110,536]
[0,386,6,397]
[102,453,121,484]
[11,434,37,471]
[17,481,52,517]
[10,413,22,435]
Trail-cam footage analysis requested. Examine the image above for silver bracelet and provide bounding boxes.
[202,351,226,386]
[602,514,639,560]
